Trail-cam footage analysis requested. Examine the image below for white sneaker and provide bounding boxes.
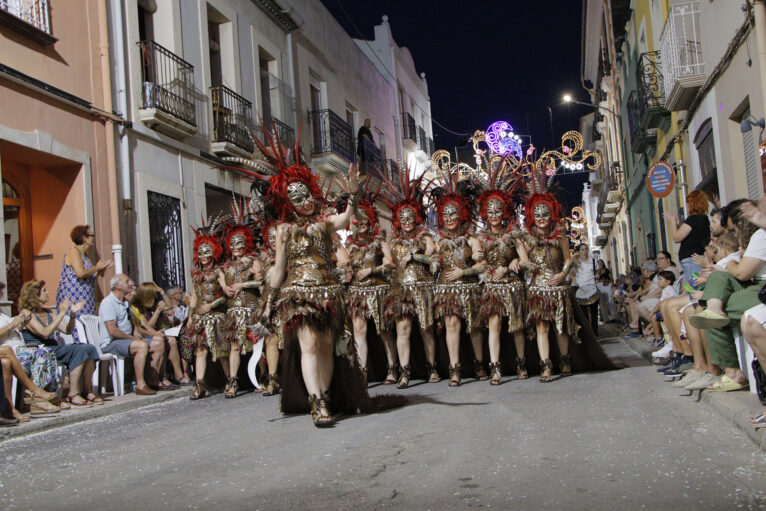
[684,372,720,390]
[652,343,672,358]
[672,369,703,388]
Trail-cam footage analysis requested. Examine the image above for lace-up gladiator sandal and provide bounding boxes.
[190,379,207,400]
[263,374,281,396]
[308,392,335,428]
[426,363,441,383]
[474,359,489,381]
[224,376,239,398]
[516,357,529,380]
[489,362,502,385]
[539,359,553,383]
[560,354,572,377]
[383,363,399,385]
[449,363,462,387]
[397,365,411,389]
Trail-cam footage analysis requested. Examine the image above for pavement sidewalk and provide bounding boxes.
[612,323,766,452]
[0,387,191,441]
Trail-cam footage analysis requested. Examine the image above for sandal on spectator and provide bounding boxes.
[689,309,730,329]
[29,401,60,414]
[707,375,748,392]
[85,393,104,405]
[66,395,93,407]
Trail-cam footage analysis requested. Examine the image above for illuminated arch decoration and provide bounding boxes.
[485,121,523,160]
[564,206,589,245]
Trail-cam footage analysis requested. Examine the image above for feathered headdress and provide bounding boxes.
[424,167,474,235]
[477,155,526,223]
[333,173,383,236]
[191,213,225,266]
[524,192,563,232]
[223,196,256,258]
[377,162,429,233]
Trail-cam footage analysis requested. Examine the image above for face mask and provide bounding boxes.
[443,203,460,224]
[287,181,314,211]
[399,208,415,228]
[230,234,246,252]
[534,204,551,224]
[198,243,213,260]
[487,198,504,221]
[267,227,277,248]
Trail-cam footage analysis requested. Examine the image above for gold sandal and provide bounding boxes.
[539,359,553,383]
[309,392,334,428]
[449,363,462,387]
[489,362,502,385]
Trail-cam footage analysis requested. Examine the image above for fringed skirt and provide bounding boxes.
[384,282,434,331]
[278,283,407,415]
[346,283,390,334]
[526,285,578,338]
[189,312,228,361]
[434,282,482,332]
[222,307,256,354]
[480,281,527,333]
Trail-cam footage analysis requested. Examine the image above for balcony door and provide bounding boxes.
[310,81,322,151]
[2,177,32,314]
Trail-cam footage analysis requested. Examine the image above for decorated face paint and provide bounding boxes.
[534,203,551,229]
[230,233,246,255]
[443,203,460,231]
[399,207,416,232]
[198,243,213,266]
[287,181,314,214]
[487,198,504,225]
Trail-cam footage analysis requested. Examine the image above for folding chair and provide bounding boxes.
[77,315,123,396]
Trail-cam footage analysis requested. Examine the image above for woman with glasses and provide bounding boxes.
[56,225,113,341]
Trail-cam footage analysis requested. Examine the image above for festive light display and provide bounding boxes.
[485,120,523,160]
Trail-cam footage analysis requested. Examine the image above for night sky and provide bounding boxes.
[320,0,593,211]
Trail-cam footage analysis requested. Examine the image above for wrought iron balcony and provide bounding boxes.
[598,47,611,79]
[308,109,354,174]
[627,90,656,154]
[138,41,197,138]
[384,159,400,183]
[660,1,705,111]
[210,86,254,155]
[637,51,670,129]
[360,136,382,171]
[262,116,295,149]
[402,112,417,150]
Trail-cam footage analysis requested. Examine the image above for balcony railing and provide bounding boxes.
[138,41,196,127]
[426,137,434,155]
[637,51,669,129]
[598,46,611,79]
[309,109,354,163]
[0,0,53,43]
[361,136,382,170]
[384,159,400,184]
[660,1,705,111]
[211,86,254,153]
[627,90,656,154]
[262,116,295,149]
[402,112,417,144]
[417,126,427,152]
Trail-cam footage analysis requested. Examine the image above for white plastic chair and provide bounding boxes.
[77,315,123,396]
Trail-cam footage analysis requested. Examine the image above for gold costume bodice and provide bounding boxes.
[527,233,565,288]
[192,267,223,307]
[389,232,433,285]
[347,235,387,286]
[482,231,520,284]
[437,234,479,284]
[223,255,259,308]
[284,222,336,287]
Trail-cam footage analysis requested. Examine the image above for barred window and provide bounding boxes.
[0,0,54,44]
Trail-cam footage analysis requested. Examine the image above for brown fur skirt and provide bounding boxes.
[189,312,228,361]
[480,281,527,333]
[345,283,390,334]
[383,282,434,331]
[526,285,578,338]
[433,282,482,332]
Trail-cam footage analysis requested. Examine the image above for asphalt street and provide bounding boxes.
[1,336,764,510]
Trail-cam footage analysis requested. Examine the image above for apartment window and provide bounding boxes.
[693,118,719,198]
[137,0,154,41]
[0,0,54,44]
[205,184,244,220]
[207,4,231,89]
[259,49,274,123]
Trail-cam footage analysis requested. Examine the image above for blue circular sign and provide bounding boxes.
[647,161,675,198]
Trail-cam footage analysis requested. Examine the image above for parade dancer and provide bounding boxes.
[218,199,262,398]
[477,166,529,384]
[336,193,398,383]
[430,176,486,386]
[188,216,228,400]
[523,192,576,382]
[256,131,404,427]
[379,168,440,388]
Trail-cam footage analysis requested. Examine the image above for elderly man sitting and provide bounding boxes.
[99,274,164,395]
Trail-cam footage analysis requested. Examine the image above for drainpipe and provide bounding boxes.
[97,0,123,274]
[111,0,132,273]
[754,1,766,121]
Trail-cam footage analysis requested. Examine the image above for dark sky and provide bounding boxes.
[320,0,592,210]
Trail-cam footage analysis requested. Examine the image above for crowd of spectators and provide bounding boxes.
[596,195,766,430]
[0,225,193,425]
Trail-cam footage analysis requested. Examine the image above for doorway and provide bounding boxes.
[2,177,32,314]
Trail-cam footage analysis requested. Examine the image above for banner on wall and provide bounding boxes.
[646,161,675,198]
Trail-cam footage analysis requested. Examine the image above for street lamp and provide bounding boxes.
[562,93,620,120]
